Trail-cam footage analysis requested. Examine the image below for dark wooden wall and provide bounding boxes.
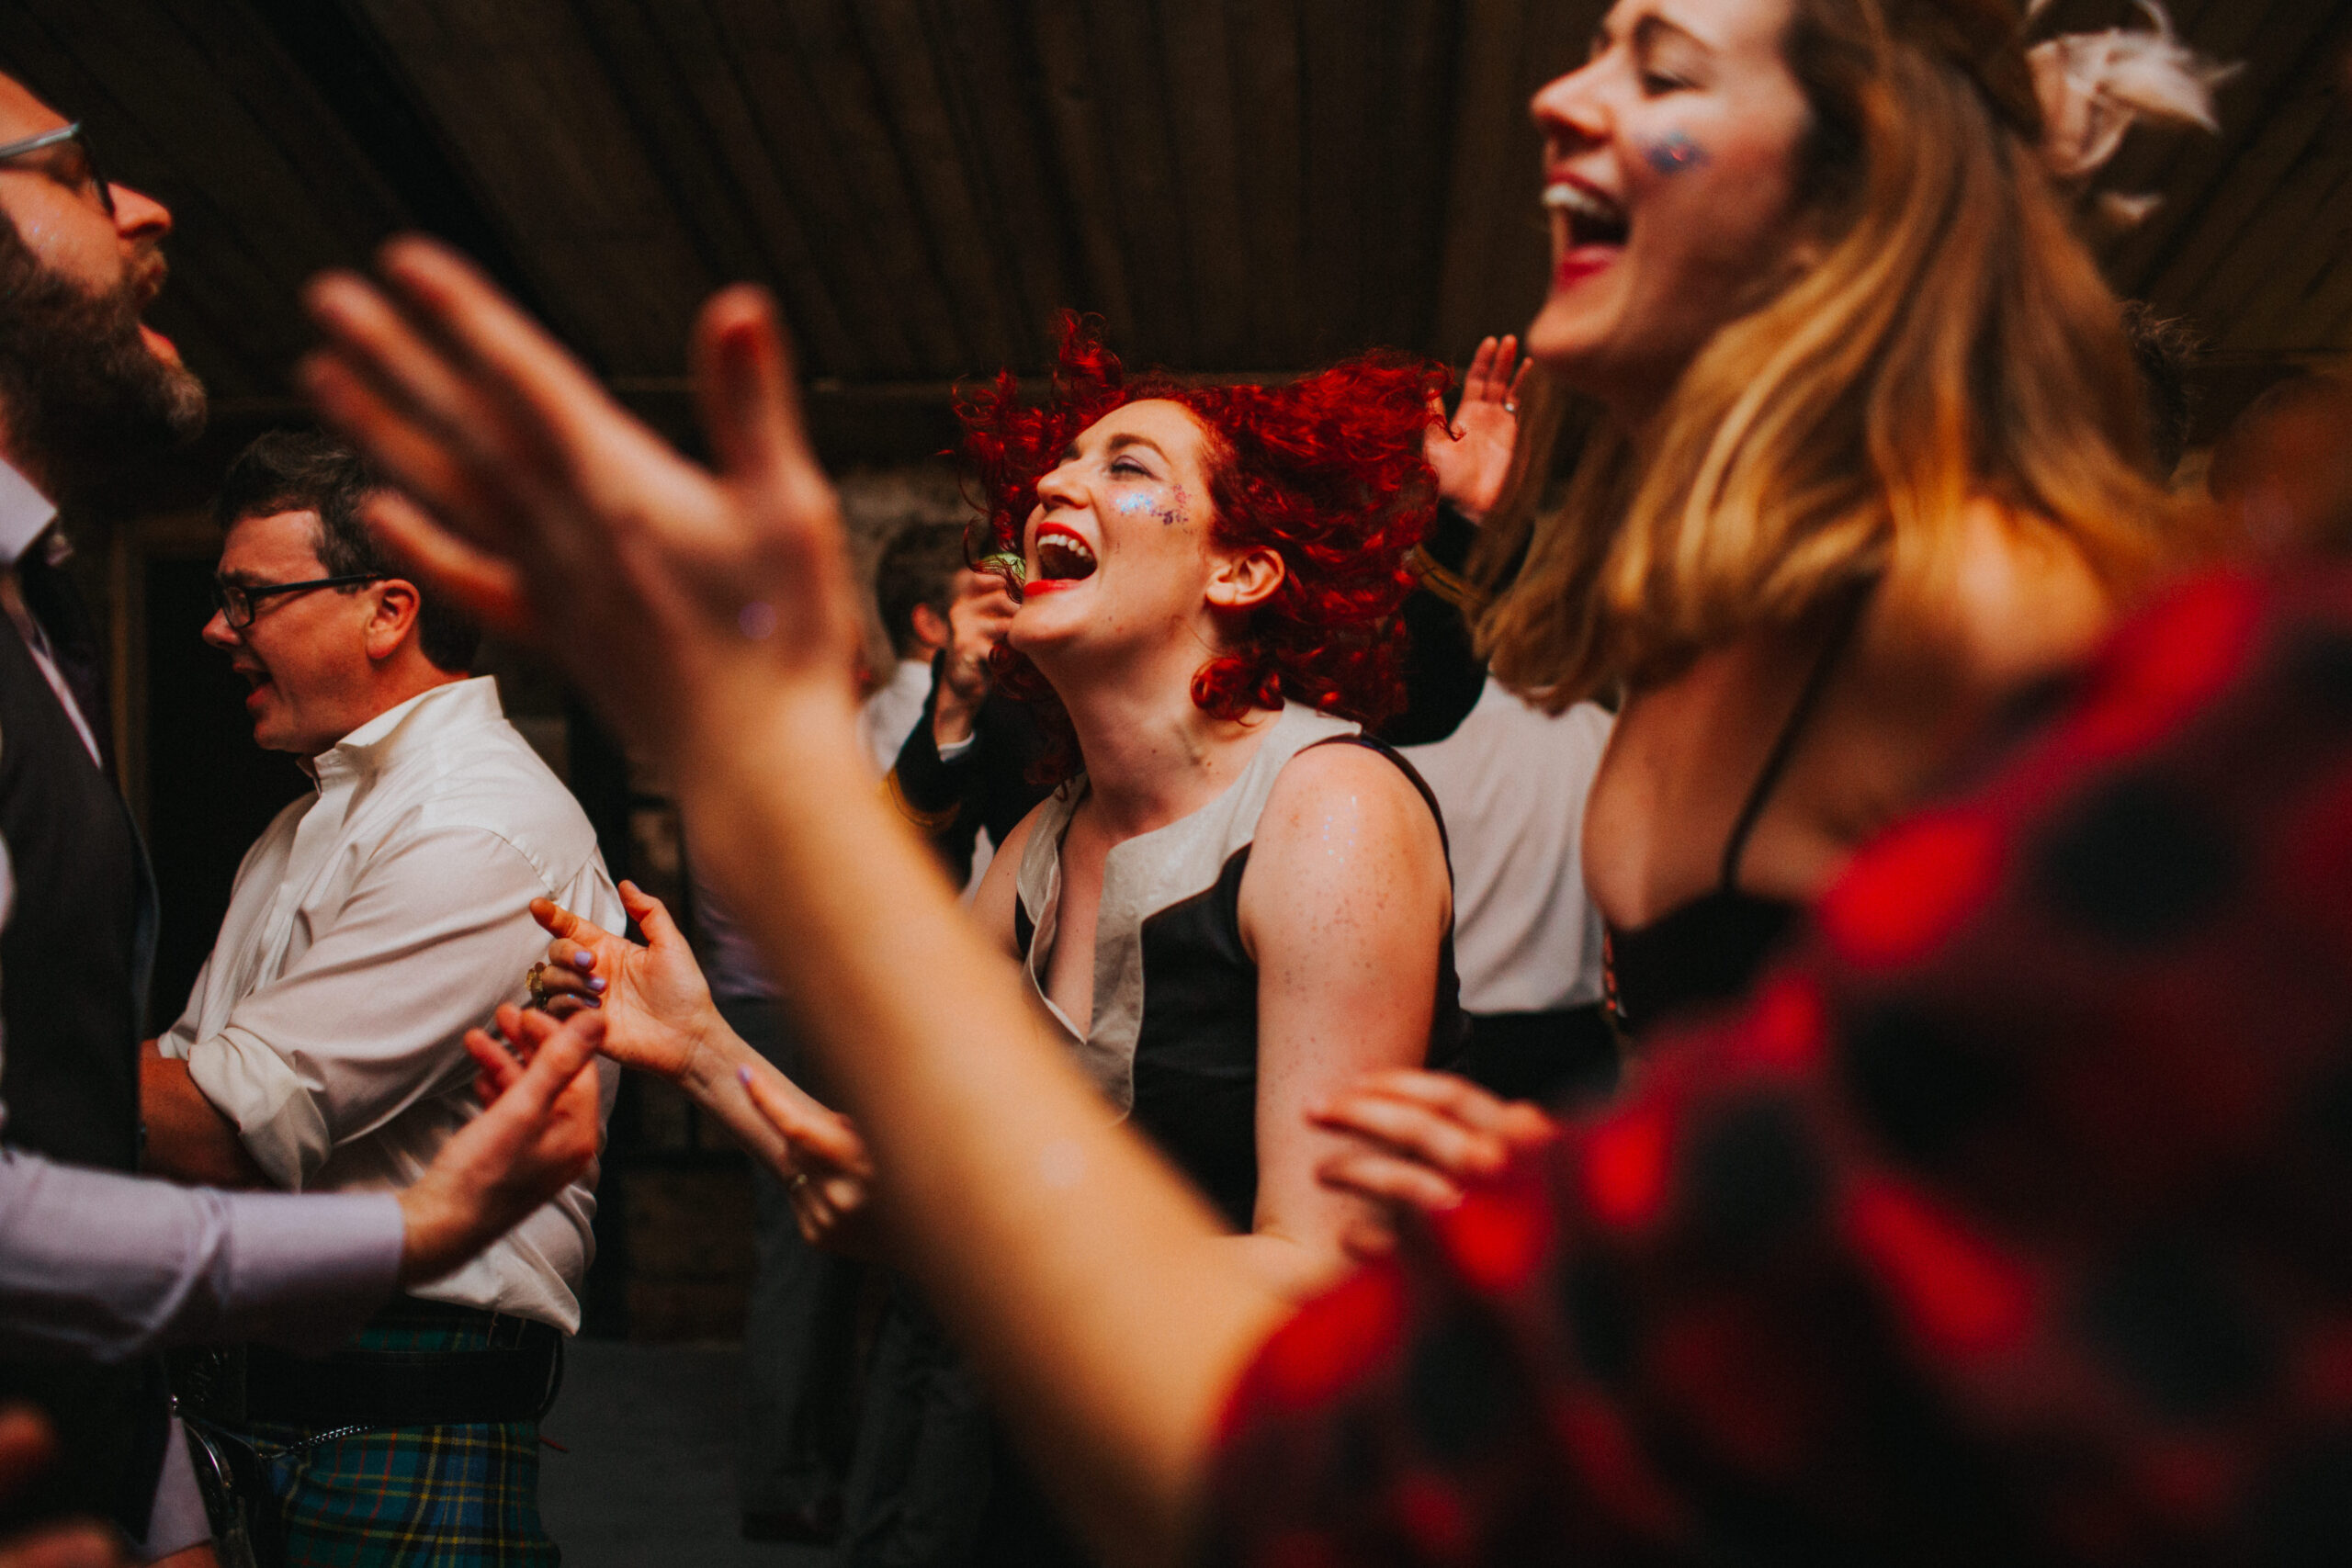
[9,0,2349,462]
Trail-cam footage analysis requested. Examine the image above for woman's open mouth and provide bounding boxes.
[1544,180,1628,286]
[1028,525,1098,593]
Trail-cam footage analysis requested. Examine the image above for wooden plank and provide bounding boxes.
[2101,0,2327,295]
[350,0,714,374]
[2189,137,2352,351]
[1062,0,1194,363]
[914,0,1079,367]
[1224,0,1307,364]
[1297,0,1376,358]
[1156,0,1252,366]
[698,0,924,378]
[760,0,968,375]
[2211,152,2352,354]
[2144,77,2337,315]
[1376,0,1463,352]
[850,0,1026,370]
[1023,0,1139,350]
[568,0,865,379]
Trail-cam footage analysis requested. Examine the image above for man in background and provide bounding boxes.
[141,432,623,1565]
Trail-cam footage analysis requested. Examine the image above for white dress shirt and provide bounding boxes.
[1398,679,1613,1015]
[158,676,622,1330]
[857,656,934,776]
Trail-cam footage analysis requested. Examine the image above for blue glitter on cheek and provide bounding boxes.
[1113,491,1154,516]
[1645,130,1709,175]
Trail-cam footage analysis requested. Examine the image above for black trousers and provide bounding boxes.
[728,996,866,1518]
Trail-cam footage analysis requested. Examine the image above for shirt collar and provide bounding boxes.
[0,459,59,570]
[300,675,502,788]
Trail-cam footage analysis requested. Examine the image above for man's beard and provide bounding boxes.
[0,220,205,503]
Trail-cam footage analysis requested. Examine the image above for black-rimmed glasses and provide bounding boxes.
[0,122,115,218]
[211,574,383,631]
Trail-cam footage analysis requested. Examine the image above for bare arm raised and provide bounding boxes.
[302,240,1285,1566]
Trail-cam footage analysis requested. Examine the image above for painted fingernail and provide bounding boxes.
[588,976,607,993]
[737,1065,754,1087]
[574,948,594,967]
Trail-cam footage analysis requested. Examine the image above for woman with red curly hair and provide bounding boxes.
[506,321,1461,1563]
[951,320,1459,1265]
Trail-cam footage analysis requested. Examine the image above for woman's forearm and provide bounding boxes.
[676,691,1290,1567]
[670,1021,800,1177]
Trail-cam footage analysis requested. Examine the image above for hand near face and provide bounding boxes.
[933,569,1017,743]
[1423,334,1530,525]
[1310,1068,1559,1261]
[300,237,864,761]
[528,881,719,1085]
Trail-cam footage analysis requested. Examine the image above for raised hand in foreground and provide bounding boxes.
[302,239,864,762]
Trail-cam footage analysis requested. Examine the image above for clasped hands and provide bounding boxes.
[519,880,875,1250]
[519,877,1553,1261]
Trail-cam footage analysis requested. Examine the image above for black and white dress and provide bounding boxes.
[1013,702,1463,1228]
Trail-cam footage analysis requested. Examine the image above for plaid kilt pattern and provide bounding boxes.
[243,1316,558,1568]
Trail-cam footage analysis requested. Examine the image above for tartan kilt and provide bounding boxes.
[240,1309,560,1567]
[245,1417,556,1568]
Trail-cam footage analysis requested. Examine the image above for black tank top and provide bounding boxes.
[1603,589,1869,1040]
[1014,710,1463,1229]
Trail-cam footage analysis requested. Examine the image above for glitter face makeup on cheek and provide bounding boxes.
[1113,487,1186,527]
[1644,130,1710,175]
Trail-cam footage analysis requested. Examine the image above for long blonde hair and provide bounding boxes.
[1480,0,2218,708]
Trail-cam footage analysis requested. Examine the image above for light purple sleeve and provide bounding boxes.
[0,1148,402,1362]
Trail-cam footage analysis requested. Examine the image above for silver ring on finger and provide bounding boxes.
[1502,400,1519,415]
[788,1172,811,1194]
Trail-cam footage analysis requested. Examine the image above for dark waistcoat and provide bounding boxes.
[0,590,169,1540]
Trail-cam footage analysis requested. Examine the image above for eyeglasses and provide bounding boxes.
[210,574,382,631]
[0,122,116,218]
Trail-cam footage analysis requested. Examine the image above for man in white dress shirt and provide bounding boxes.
[140,431,623,1566]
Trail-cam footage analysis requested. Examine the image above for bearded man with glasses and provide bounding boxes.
[0,73,622,1568]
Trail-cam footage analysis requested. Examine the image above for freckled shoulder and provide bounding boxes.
[1254,740,1444,868]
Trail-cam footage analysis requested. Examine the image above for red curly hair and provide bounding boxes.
[959,315,1444,774]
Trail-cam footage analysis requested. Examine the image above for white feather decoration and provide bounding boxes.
[2026,0,2237,186]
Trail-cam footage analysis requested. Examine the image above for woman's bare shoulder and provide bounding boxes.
[1885,498,2115,690]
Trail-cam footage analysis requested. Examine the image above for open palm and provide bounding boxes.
[531,880,720,1083]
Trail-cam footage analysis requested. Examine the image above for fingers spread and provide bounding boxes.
[619,882,683,948]
[362,491,533,636]
[693,286,817,489]
[374,237,619,469]
[1344,1068,1521,1133]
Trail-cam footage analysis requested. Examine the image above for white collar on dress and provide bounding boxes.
[0,458,59,570]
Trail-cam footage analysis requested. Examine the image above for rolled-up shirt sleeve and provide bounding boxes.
[0,1147,401,1361]
[177,825,561,1190]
